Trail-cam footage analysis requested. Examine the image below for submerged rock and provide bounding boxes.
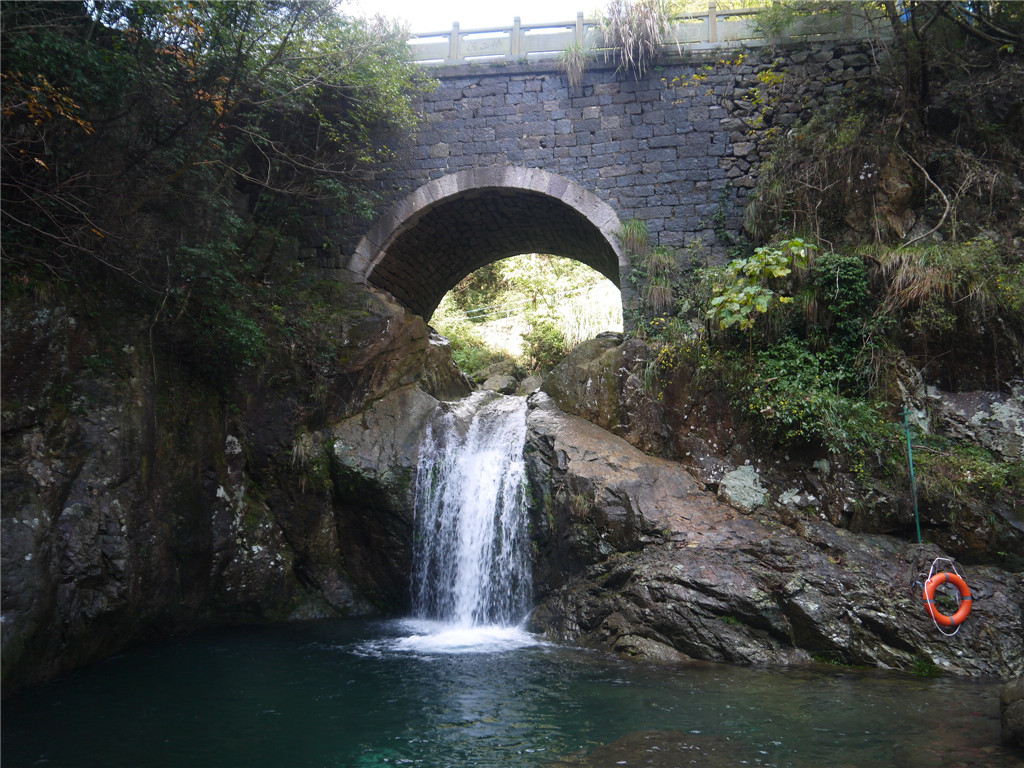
[1003,677,1024,750]
[547,730,753,767]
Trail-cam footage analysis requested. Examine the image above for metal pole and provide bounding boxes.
[902,408,922,544]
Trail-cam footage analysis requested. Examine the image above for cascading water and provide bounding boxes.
[411,392,531,629]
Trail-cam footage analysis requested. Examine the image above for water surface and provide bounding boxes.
[3,618,1017,768]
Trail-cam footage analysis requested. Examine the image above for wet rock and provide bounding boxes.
[326,384,440,606]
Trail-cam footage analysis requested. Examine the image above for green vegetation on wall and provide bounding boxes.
[628,2,1023,496]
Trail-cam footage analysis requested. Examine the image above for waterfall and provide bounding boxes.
[412,392,531,628]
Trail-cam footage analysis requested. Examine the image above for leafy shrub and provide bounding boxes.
[522,319,569,372]
[706,238,812,332]
[433,317,513,380]
[735,337,892,459]
[1,1,429,389]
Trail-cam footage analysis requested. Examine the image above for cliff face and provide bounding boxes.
[3,280,1020,694]
[0,286,470,695]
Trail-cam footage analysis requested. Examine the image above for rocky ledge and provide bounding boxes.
[524,392,1024,679]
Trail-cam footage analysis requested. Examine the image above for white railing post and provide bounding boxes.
[708,0,717,43]
[448,22,460,63]
[512,16,521,59]
[576,11,584,45]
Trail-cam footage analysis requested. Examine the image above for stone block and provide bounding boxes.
[599,163,641,179]
[648,135,678,149]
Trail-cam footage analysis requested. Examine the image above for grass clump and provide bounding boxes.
[597,0,670,80]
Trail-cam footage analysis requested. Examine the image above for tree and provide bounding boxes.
[2,0,430,379]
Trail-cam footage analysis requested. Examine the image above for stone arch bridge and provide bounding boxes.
[320,31,881,322]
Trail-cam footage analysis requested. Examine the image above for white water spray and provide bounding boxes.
[412,392,532,628]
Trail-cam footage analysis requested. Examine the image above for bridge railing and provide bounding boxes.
[408,3,885,66]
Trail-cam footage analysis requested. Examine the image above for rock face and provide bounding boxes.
[925,381,1024,461]
[3,289,1020,696]
[0,288,469,695]
[546,336,1024,569]
[524,392,1024,678]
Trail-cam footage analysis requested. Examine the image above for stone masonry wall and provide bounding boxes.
[318,40,882,318]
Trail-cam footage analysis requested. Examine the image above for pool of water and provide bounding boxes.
[2,618,1018,768]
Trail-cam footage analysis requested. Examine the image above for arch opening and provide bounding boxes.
[433,254,623,363]
[350,167,627,320]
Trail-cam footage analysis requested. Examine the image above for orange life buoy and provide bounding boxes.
[923,571,972,627]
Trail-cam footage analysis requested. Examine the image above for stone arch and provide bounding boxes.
[349,166,626,319]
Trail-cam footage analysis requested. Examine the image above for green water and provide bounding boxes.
[2,619,1018,768]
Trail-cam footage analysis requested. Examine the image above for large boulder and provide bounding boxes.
[483,374,517,394]
[542,337,668,455]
